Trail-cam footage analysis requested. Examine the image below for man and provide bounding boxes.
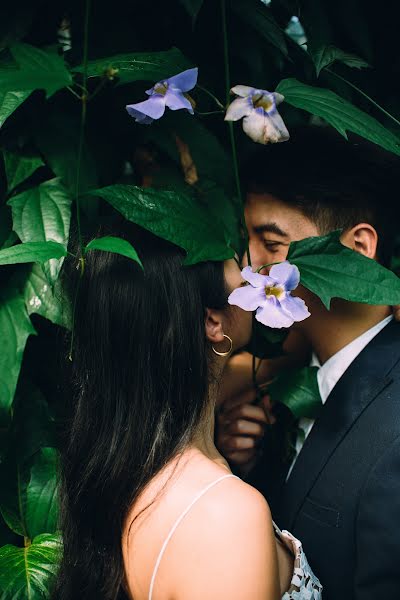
[217,126,400,599]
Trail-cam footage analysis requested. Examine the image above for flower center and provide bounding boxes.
[153,82,168,96]
[265,285,284,299]
[252,93,274,113]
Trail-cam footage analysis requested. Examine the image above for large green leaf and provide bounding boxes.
[0,43,72,97]
[0,241,68,266]
[90,185,236,265]
[85,236,144,268]
[311,45,369,77]
[75,47,191,84]
[23,263,71,329]
[288,230,400,308]
[268,367,322,419]
[0,90,31,128]
[7,178,72,282]
[4,151,44,193]
[276,78,400,156]
[24,448,58,540]
[0,291,36,414]
[232,0,288,57]
[0,533,61,599]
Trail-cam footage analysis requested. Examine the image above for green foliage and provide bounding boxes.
[85,235,143,267]
[268,367,322,419]
[311,45,370,76]
[288,231,400,308]
[91,184,237,264]
[4,151,45,193]
[0,90,31,129]
[0,241,68,266]
[0,533,61,599]
[277,78,400,156]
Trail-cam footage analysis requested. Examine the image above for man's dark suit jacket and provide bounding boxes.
[251,319,400,600]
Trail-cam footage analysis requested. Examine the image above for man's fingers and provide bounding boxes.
[392,305,400,322]
[217,434,256,451]
[220,418,265,438]
[225,449,257,466]
[220,403,268,426]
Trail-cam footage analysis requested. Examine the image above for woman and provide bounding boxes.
[54,218,321,599]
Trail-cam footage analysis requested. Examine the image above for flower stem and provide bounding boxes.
[326,68,400,129]
[220,0,251,268]
[195,109,225,116]
[197,84,225,110]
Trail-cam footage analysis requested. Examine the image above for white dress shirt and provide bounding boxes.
[286,315,393,479]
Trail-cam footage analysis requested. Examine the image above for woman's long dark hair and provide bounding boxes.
[53,218,228,599]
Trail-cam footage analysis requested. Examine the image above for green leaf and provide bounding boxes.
[3,150,44,192]
[90,185,235,265]
[276,78,400,156]
[76,47,192,85]
[24,448,58,540]
[85,236,144,268]
[311,45,370,77]
[0,533,61,599]
[0,90,31,128]
[24,263,71,329]
[0,43,72,97]
[288,230,400,308]
[0,291,36,414]
[268,367,322,419]
[7,178,72,282]
[0,241,67,266]
[179,0,203,21]
[232,0,288,57]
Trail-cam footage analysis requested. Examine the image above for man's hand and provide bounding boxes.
[216,389,275,472]
[393,305,400,321]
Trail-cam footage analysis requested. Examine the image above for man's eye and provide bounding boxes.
[263,240,281,253]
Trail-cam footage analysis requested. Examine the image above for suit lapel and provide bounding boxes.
[281,320,400,529]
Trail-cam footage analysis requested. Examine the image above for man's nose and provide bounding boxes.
[242,242,269,273]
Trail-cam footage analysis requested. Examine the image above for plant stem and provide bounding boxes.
[197,84,225,110]
[196,110,225,116]
[220,0,251,267]
[326,68,400,128]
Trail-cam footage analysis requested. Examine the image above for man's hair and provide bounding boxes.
[243,125,400,266]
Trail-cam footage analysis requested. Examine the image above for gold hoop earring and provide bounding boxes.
[212,334,233,357]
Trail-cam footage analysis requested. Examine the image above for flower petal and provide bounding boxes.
[125,105,154,124]
[241,266,273,288]
[274,92,285,106]
[255,297,294,328]
[164,89,193,113]
[231,85,255,97]
[228,285,266,311]
[279,294,310,322]
[167,67,198,92]
[269,261,300,291]
[126,95,166,120]
[242,109,289,144]
[225,97,252,122]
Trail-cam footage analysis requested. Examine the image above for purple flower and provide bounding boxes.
[225,85,289,144]
[126,67,198,124]
[228,262,310,328]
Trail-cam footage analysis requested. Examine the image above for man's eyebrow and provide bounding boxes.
[253,222,289,238]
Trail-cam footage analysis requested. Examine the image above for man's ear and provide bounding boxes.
[205,308,225,344]
[341,223,378,260]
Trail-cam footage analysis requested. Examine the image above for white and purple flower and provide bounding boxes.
[228,262,310,328]
[225,85,289,145]
[126,67,198,124]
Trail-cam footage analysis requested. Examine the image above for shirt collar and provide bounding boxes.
[310,315,393,404]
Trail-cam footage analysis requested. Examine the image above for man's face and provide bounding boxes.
[244,192,319,270]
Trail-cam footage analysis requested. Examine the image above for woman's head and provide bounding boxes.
[54,218,250,599]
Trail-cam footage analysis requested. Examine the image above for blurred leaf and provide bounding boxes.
[0,241,68,266]
[288,230,400,308]
[311,45,369,76]
[0,43,72,97]
[0,291,36,414]
[3,151,44,193]
[85,236,144,268]
[246,319,288,359]
[24,263,71,329]
[0,533,61,599]
[268,367,322,419]
[24,448,58,540]
[7,178,72,282]
[277,78,400,156]
[75,47,192,84]
[232,0,288,57]
[179,0,203,21]
[0,90,31,129]
[90,184,236,265]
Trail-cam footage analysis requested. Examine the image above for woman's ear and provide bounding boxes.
[205,308,225,344]
[341,223,378,260]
